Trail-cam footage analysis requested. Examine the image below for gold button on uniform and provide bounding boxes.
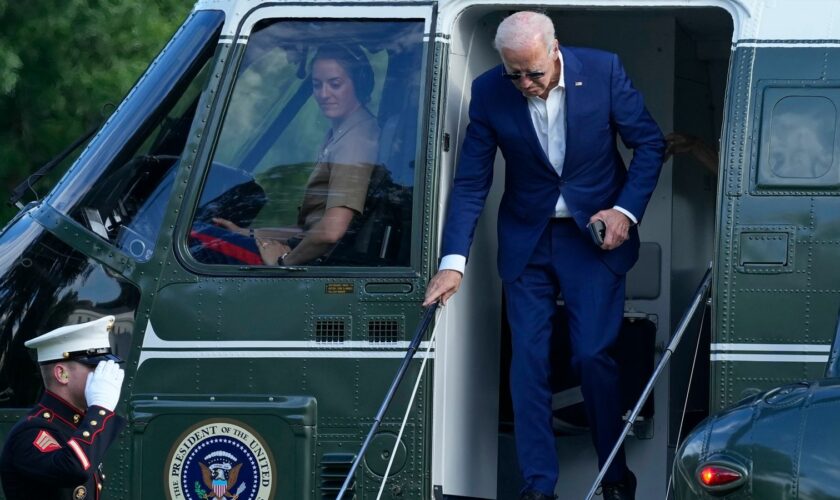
[98,410,106,416]
[90,420,97,426]
[82,431,90,438]
[42,412,51,419]
[73,414,81,424]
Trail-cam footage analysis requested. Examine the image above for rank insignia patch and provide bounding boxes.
[33,430,61,453]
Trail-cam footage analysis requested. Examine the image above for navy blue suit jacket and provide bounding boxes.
[441,46,665,281]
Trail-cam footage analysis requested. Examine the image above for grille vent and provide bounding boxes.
[315,318,346,343]
[320,453,355,498]
[368,319,400,343]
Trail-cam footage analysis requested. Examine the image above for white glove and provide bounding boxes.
[84,360,124,411]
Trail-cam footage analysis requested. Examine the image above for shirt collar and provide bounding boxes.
[556,48,566,90]
[331,106,374,141]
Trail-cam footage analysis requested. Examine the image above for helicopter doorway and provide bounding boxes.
[435,5,732,499]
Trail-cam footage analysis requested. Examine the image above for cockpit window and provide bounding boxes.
[45,11,224,262]
[188,19,425,268]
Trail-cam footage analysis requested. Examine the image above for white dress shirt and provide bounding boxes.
[530,51,570,218]
[440,50,636,275]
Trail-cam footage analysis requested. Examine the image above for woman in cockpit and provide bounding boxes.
[212,44,379,266]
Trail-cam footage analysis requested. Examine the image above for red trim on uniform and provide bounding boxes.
[40,392,84,429]
[67,439,91,470]
[26,408,46,423]
[32,430,62,452]
[75,409,115,445]
[45,409,81,429]
[44,391,85,414]
[190,230,263,264]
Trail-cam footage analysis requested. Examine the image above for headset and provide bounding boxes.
[311,43,375,104]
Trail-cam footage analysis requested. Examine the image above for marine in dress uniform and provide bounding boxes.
[0,316,127,500]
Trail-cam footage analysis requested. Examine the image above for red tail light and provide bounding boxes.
[699,465,742,487]
[694,459,749,494]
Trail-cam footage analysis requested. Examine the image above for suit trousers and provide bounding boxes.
[504,218,628,495]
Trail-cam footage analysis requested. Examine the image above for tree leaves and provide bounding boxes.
[0,0,192,223]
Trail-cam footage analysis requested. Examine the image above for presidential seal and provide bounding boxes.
[166,420,274,500]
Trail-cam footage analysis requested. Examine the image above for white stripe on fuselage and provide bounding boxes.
[710,343,832,362]
[141,320,433,350]
[711,353,828,363]
[138,349,434,368]
[138,320,434,368]
[736,41,840,48]
[711,343,831,352]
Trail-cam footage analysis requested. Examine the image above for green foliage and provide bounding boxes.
[0,0,193,224]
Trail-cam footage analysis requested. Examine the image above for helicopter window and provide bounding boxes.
[189,19,424,268]
[46,11,224,262]
[757,90,840,189]
[76,58,214,262]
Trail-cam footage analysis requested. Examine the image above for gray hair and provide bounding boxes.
[494,11,556,53]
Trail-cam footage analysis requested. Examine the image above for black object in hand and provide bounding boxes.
[588,219,606,246]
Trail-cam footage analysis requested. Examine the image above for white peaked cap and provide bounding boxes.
[25,315,120,365]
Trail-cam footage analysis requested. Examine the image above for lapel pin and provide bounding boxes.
[575,81,583,86]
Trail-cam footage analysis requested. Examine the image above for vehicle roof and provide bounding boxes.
[192,0,840,44]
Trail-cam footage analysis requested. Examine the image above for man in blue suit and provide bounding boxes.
[423,11,664,500]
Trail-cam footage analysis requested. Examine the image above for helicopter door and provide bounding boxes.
[134,5,439,499]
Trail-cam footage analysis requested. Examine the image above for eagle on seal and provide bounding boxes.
[200,461,242,499]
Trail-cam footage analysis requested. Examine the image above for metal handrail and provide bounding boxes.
[336,303,438,500]
[825,307,840,378]
[584,262,713,500]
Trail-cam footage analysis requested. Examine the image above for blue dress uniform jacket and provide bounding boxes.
[0,391,126,500]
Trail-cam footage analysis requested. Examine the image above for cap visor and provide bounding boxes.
[76,353,123,366]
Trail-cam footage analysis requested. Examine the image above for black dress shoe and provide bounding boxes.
[601,470,637,500]
[518,490,556,500]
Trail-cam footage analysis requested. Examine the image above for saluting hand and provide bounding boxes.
[84,360,124,411]
[589,209,632,251]
[423,269,463,307]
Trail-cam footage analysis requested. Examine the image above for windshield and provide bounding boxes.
[45,10,224,261]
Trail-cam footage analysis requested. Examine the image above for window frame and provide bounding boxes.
[752,83,840,194]
[176,4,437,278]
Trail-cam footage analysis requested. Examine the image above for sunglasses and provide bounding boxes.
[502,70,546,81]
